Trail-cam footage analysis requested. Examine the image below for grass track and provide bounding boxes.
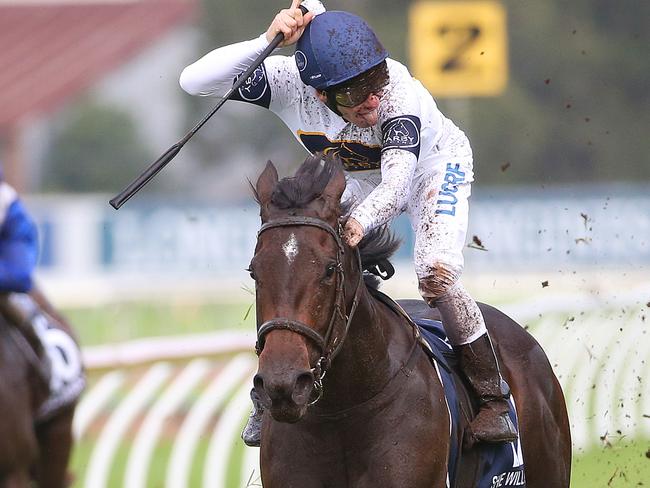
[572,439,650,487]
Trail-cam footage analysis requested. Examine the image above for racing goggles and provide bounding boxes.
[327,61,389,108]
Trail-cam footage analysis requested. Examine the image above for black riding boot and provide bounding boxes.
[241,388,264,447]
[456,333,518,444]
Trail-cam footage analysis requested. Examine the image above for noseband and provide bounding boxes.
[255,216,363,404]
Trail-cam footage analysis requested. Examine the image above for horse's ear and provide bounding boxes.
[255,160,278,207]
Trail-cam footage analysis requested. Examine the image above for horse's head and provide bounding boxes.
[250,154,360,423]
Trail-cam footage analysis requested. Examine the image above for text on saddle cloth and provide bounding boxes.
[31,313,86,422]
[416,318,526,488]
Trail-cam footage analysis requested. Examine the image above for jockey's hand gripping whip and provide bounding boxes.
[109,2,315,209]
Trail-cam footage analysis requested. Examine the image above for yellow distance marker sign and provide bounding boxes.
[409,1,508,97]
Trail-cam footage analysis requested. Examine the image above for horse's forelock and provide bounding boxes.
[270,154,339,209]
[256,154,400,287]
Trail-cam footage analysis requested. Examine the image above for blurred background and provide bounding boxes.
[1,0,648,486]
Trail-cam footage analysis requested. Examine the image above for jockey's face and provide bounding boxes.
[337,92,382,128]
[316,61,389,128]
[316,90,382,128]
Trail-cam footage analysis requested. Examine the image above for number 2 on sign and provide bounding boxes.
[437,25,481,72]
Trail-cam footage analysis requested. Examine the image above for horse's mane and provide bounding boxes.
[357,225,401,289]
[262,154,338,209]
[253,154,401,289]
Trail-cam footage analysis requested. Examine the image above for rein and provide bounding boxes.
[254,216,364,404]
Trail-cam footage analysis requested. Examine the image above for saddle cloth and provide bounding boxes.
[30,312,86,422]
[415,318,527,488]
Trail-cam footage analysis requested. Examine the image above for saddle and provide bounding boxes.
[368,287,527,488]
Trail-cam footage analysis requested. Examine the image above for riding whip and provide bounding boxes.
[109,2,316,209]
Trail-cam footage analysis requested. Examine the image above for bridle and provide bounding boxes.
[254,216,363,405]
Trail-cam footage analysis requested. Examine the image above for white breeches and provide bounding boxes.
[343,149,486,345]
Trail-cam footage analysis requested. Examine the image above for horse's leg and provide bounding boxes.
[0,427,36,488]
[0,385,38,488]
[346,359,450,488]
[33,405,76,488]
[260,415,349,488]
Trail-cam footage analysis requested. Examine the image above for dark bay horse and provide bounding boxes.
[250,155,571,487]
[0,291,79,488]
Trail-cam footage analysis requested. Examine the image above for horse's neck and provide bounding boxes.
[315,288,414,411]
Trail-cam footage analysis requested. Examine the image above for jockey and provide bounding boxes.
[180,0,518,447]
[0,176,49,356]
[0,173,86,424]
[0,178,39,299]
[0,172,50,381]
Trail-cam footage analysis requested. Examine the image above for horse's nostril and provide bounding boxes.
[253,374,264,393]
[296,372,313,390]
[253,374,272,407]
[292,371,314,405]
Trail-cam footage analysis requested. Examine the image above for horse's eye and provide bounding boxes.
[325,263,337,278]
[246,266,257,281]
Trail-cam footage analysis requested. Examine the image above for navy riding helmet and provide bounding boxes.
[295,11,388,90]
